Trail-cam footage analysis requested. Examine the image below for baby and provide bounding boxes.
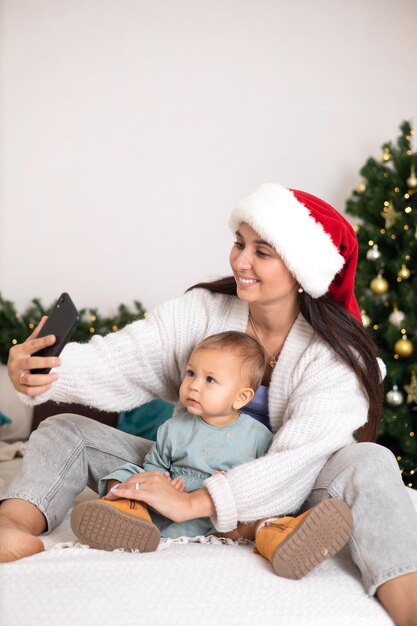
[71,331,273,551]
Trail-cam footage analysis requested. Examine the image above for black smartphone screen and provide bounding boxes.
[30,292,80,374]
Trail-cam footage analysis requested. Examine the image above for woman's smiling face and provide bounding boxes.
[229,222,299,307]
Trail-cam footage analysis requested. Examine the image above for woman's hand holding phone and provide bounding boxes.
[8,292,79,397]
[7,317,61,397]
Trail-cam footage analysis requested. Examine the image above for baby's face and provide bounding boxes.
[179,348,248,421]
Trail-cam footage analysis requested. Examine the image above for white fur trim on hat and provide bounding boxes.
[229,183,345,298]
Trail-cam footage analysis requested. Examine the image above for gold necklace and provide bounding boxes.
[249,315,281,369]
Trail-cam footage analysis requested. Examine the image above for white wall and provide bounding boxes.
[1,0,416,314]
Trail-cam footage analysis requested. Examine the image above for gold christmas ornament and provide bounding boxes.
[381,147,391,162]
[366,244,381,261]
[389,304,406,328]
[398,264,411,280]
[407,164,417,189]
[381,202,401,229]
[361,310,371,328]
[356,181,366,194]
[394,335,414,358]
[386,385,404,407]
[404,370,417,404]
[370,273,389,295]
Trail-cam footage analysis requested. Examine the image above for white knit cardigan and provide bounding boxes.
[21,288,369,532]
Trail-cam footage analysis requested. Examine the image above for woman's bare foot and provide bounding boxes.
[377,572,417,626]
[0,522,44,562]
[0,499,47,562]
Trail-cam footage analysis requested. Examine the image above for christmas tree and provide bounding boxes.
[346,121,417,488]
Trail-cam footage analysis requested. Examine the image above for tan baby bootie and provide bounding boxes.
[255,499,353,579]
[71,497,160,553]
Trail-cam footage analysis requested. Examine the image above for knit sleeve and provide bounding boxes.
[18,289,217,412]
[204,348,369,532]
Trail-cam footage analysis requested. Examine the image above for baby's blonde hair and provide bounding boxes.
[193,331,265,391]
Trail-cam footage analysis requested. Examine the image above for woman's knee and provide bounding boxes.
[316,442,401,492]
[347,442,398,470]
[36,413,92,434]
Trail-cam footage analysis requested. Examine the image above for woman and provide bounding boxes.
[2,183,417,626]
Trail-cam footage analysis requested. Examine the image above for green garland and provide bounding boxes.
[0,293,146,365]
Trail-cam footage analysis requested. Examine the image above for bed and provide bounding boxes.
[2,457,416,626]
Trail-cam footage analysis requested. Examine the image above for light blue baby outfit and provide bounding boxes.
[99,409,273,538]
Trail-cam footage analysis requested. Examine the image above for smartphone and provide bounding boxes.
[30,292,80,374]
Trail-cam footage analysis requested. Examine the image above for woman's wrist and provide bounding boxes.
[186,488,216,521]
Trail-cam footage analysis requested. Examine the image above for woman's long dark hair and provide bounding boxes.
[187,276,384,442]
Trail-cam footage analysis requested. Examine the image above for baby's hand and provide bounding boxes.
[212,470,226,475]
[164,471,186,492]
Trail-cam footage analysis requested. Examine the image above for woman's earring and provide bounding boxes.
[298,286,304,293]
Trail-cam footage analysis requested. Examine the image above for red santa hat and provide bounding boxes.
[229,183,361,322]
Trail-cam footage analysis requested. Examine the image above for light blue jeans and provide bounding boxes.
[2,414,417,595]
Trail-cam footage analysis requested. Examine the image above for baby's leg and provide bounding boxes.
[106,480,120,493]
[216,521,259,541]
[71,466,160,552]
[98,463,143,497]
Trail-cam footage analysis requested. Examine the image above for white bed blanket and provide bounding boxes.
[1,461,417,626]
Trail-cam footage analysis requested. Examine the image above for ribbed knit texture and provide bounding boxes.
[20,288,369,533]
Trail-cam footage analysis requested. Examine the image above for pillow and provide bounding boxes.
[0,411,12,426]
[117,399,174,441]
